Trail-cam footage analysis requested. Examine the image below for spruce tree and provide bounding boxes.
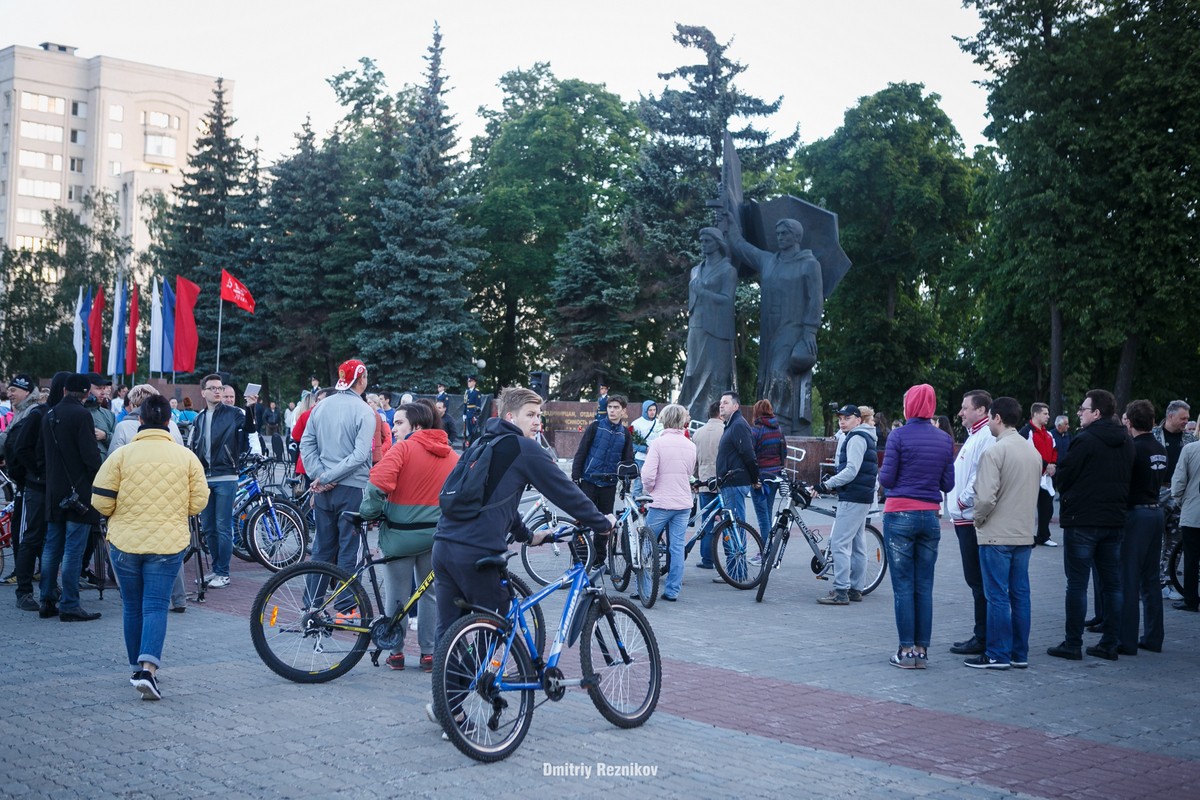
[355,26,484,388]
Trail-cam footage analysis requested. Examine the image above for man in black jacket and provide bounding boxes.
[1049,389,1135,661]
[716,391,760,525]
[39,373,103,621]
[11,373,62,611]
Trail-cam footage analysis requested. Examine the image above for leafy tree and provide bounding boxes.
[803,83,979,420]
[354,26,484,388]
[466,65,642,389]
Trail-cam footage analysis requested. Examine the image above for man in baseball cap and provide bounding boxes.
[815,403,878,605]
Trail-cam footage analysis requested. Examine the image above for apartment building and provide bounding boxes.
[0,41,227,257]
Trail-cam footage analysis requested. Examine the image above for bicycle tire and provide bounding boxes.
[608,520,632,592]
[579,597,661,728]
[431,613,536,763]
[862,523,888,596]
[755,529,783,603]
[1169,540,1183,595]
[231,499,257,562]
[246,502,309,572]
[712,518,765,589]
[520,529,592,587]
[249,560,373,683]
[632,526,659,608]
[507,573,548,659]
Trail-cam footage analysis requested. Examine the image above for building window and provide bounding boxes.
[110,161,122,176]
[17,179,62,199]
[68,184,84,201]
[21,91,66,114]
[14,236,52,252]
[108,132,123,149]
[69,157,84,173]
[147,111,170,128]
[145,134,177,159]
[149,167,168,174]
[172,115,181,130]
[70,129,86,145]
[19,121,64,142]
[109,104,124,122]
[71,100,88,118]
[16,207,42,224]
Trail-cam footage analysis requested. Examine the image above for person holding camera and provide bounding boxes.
[40,372,104,621]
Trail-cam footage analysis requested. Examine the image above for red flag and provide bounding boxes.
[88,285,106,373]
[173,276,201,374]
[125,283,140,376]
[220,269,255,314]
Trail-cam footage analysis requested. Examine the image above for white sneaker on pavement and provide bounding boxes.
[207,575,230,588]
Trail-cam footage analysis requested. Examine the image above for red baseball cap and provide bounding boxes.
[335,359,367,391]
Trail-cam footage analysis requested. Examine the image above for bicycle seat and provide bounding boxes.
[341,511,365,527]
[474,552,517,571]
[634,495,653,505]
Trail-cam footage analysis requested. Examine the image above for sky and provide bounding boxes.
[6,0,993,166]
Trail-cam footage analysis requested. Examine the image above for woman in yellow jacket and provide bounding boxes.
[92,395,209,701]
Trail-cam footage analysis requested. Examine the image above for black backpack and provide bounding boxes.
[438,431,518,521]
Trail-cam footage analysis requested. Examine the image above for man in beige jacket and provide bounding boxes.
[967,397,1043,670]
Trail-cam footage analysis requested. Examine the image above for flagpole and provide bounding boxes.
[216,297,224,373]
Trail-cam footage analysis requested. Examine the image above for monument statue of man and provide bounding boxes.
[679,227,738,421]
[725,210,824,434]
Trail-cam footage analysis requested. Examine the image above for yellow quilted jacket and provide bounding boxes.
[92,428,210,554]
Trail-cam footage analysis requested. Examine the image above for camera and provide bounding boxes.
[59,489,90,515]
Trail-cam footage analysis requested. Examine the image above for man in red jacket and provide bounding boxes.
[1020,402,1058,547]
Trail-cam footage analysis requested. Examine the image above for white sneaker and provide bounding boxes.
[207,575,231,588]
[1164,585,1183,601]
[1042,540,1059,547]
[203,572,217,583]
[409,617,418,631]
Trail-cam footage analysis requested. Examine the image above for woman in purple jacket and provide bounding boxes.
[878,383,955,669]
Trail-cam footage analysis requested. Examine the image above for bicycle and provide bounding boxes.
[515,489,596,587]
[182,514,211,603]
[235,456,309,571]
[250,511,546,683]
[430,524,661,762]
[675,473,765,589]
[605,467,660,609]
[754,474,887,602]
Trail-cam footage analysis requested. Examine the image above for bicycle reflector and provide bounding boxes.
[269,606,279,627]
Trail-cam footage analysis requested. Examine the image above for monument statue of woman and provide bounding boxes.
[679,227,737,422]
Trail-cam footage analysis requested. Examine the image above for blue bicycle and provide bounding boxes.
[430,525,662,762]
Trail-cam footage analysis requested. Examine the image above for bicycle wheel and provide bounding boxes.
[712,518,765,589]
[246,502,308,572]
[232,499,256,562]
[861,523,888,595]
[608,520,632,592]
[579,597,661,728]
[520,532,591,587]
[249,560,373,683]
[432,613,536,763]
[507,573,547,659]
[632,526,659,608]
[755,529,782,603]
[1169,540,1183,594]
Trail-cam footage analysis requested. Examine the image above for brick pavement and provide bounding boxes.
[1,502,1197,799]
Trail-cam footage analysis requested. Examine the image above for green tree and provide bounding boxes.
[354,26,484,388]
[802,83,979,419]
[466,65,642,389]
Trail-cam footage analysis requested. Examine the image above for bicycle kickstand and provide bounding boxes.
[370,647,383,667]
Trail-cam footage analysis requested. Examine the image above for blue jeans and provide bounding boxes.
[40,519,91,612]
[201,479,236,577]
[978,545,1032,664]
[883,510,940,648]
[719,486,750,525]
[696,491,718,566]
[647,507,688,599]
[1063,526,1123,648]
[109,546,186,668]
[751,481,778,541]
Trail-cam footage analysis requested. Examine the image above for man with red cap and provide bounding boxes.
[300,359,378,573]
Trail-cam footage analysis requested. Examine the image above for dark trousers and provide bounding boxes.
[1120,507,1164,650]
[1035,488,1054,545]
[955,524,987,642]
[579,481,617,516]
[1063,526,1123,648]
[1182,525,1200,608]
[14,486,46,596]
[431,540,509,643]
[7,493,21,570]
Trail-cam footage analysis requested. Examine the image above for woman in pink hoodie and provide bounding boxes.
[641,404,697,602]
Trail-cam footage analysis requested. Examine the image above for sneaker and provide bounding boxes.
[890,649,919,669]
[420,654,434,672]
[696,562,715,570]
[816,590,849,605]
[1010,658,1029,669]
[203,572,217,583]
[1041,539,1058,547]
[206,575,230,588]
[847,589,863,602]
[16,593,40,612]
[334,607,361,625]
[2,572,17,585]
[129,672,140,686]
[1046,642,1083,660]
[132,670,161,701]
[386,653,405,670]
[409,617,419,631]
[749,553,764,566]
[425,702,438,724]
[1163,585,1184,601]
[964,654,1011,670]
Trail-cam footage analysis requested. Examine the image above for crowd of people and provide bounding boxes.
[2,362,1198,708]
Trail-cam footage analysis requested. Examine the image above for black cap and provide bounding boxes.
[466,375,477,382]
[8,374,34,392]
[66,373,92,393]
[835,404,862,418]
[84,372,111,386]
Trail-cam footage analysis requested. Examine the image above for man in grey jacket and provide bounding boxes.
[300,359,378,573]
[967,397,1042,669]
